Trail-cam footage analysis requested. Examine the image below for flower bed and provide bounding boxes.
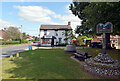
[84,53,120,78]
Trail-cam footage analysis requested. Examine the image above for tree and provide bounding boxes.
[75,25,92,36]
[22,32,27,40]
[62,30,76,44]
[35,37,39,41]
[77,35,93,46]
[32,36,39,41]
[70,2,90,35]
[70,2,120,49]
[4,27,21,41]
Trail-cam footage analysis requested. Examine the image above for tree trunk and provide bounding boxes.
[105,33,112,49]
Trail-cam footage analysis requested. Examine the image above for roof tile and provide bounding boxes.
[40,25,72,30]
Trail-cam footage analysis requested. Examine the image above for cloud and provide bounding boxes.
[0,19,13,29]
[14,6,55,24]
[14,5,82,31]
[0,19,20,30]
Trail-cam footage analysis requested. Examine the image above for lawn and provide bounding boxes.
[2,48,99,79]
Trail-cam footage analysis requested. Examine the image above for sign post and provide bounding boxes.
[102,33,106,54]
[84,22,120,78]
[97,22,113,54]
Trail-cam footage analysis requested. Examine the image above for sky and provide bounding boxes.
[0,1,82,37]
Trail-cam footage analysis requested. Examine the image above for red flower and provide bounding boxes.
[72,40,76,44]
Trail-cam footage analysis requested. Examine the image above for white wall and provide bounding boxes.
[40,29,72,45]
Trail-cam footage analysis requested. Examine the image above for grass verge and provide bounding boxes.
[0,43,30,47]
[2,48,99,79]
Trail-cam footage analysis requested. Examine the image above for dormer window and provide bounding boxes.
[55,30,58,36]
[44,30,47,35]
[56,33,58,36]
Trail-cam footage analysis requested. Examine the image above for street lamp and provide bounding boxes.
[18,25,22,43]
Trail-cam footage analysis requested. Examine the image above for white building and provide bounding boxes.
[39,22,72,46]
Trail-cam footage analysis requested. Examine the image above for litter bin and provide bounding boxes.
[28,45,32,50]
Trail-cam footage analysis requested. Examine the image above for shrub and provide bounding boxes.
[57,43,68,46]
[1,41,20,45]
[77,36,93,46]
[21,40,28,43]
[116,44,120,46]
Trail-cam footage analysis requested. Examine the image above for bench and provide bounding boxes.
[74,50,92,61]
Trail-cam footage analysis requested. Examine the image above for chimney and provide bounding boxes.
[4,28,6,30]
[68,21,71,26]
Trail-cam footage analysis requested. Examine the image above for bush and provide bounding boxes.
[57,43,68,46]
[21,40,28,43]
[116,44,120,46]
[1,41,20,45]
[77,35,93,46]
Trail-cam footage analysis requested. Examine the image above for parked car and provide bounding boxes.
[90,42,102,48]
[33,41,36,43]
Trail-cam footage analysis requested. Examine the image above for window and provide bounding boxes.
[56,33,58,36]
[59,38,62,44]
[64,30,68,36]
[42,39,51,44]
[55,30,58,36]
[65,39,68,44]
[44,30,47,35]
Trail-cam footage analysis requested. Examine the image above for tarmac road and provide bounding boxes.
[0,44,30,58]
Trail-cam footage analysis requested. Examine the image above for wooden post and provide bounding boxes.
[102,33,106,54]
[9,55,14,61]
[16,53,19,57]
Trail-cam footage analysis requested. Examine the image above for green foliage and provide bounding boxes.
[77,36,93,46]
[1,41,20,45]
[1,40,28,45]
[35,37,39,41]
[21,40,28,43]
[70,2,120,48]
[32,36,39,41]
[22,32,27,40]
[62,30,76,44]
[3,27,21,41]
[57,43,68,46]
[77,36,87,46]
[116,44,120,46]
[70,2,120,35]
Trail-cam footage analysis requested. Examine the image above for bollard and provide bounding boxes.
[28,45,32,50]
[16,53,19,57]
[9,55,14,61]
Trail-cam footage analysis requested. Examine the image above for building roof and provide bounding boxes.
[40,25,72,30]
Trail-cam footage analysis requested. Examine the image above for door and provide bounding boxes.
[51,38,54,46]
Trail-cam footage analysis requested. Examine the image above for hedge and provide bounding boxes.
[1,41,20,45]
[21,40,28,43]
[57,43,68,46]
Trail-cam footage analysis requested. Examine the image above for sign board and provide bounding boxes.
[97,22,113,33]
[44,35,52,38]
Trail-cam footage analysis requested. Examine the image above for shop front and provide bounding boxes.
[41,36,56,47]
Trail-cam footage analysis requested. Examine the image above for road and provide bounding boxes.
[0,43,89,58]
[1,44,30,58]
